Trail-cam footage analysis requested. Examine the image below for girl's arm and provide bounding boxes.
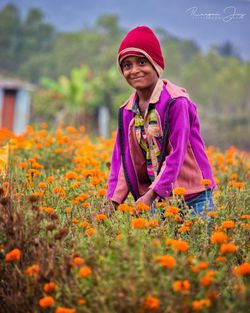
[107,131,129,204]
[149,97,191,198]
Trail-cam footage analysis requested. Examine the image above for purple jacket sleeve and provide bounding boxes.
[107,131,129,203]
[149,97,190,198]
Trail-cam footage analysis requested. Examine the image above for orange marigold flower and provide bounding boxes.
[65,171,77,180]
[71,199,79,205]
[155,255,176,269]
[5,248,21,262]
[210,231,228,244]
[96,214,107,221]
[165,206,179,214]
[26,264,40,276]
[199,261,209,269]
[77,193,88,201]
[234,263,250,276]
[118,204,133,213]
[39,296,55,308]
[192,299,211,311]
[97,188,106,196]
[201,179,212,186]
[54,307,76,313]
[38,182,47,189]
[73,257,85,266]
[233,182,244,189]
[191,261,209,274]
[66,126,77,134]
[77,298,86,305]
[208,211,217,217]
[91,177,100,186]
[241,215,250,219]
[173,187,187,196]
[165,239,175,246]
[82,169,92,178]
[65,207,72,213]
[228,180,235,187]
[135,202,150,212]
[215,256,227,263]
[172,280,190,293]
[80,221,89,228]
[177,226,190,233]
[221,220,235,229]
[85,227,95,236]
[31,162,43,169]
[27,169,41,176]
[166,239,189,252]
[156,202,166,208]
[220,243,237,254]
[44,282,57,293]
[144,296,160,310]
[47,176,54,183]
[147,219,159,227]
[230,173,238,180]
[200,270,216,287]
[164,212,174,217]
[191,266,201,273]
[43,207,55,214]
[82,202,90,208]
[79,266,92,278]
[53,186,66,196]
[131,218,148,229]
[19,162,28,168]
[72,218,79,224]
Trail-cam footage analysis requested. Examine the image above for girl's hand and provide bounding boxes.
[135,189,156,206]
[99,199,118,217]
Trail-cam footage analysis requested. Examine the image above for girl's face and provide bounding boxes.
[121,56,158,91]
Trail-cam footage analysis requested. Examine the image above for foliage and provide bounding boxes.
[0,4,250,148]
[0,126,249,313]
[0,4,56,74]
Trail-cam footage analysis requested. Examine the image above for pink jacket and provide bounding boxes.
[107,79,216,203]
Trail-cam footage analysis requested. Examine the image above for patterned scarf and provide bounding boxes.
[132,99,162,182]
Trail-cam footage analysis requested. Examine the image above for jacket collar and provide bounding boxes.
[121,79,164,110]
[120,78,189,110]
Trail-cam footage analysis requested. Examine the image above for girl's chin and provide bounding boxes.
[129,81,147,89]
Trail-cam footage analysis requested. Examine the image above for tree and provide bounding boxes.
[213,41,240,59]
[0,4,56,75]
[0,4,21,72]
[40,65,92,126]
[96,15,122,40]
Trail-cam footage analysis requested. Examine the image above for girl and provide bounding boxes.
[107,26,216,216]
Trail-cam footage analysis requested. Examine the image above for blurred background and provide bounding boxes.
[0,0,249,149]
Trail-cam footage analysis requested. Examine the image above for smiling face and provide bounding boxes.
[121,55,159,91]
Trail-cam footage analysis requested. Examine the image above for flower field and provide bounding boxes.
[0,124,249,313]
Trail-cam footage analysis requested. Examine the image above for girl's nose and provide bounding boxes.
[130,64,140,74]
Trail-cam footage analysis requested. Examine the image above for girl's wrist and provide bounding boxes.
[148,189,157,200]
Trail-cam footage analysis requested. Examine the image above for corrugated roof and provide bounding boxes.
[0,79,36,91]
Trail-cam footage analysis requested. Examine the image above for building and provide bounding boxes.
[0,79,35,134]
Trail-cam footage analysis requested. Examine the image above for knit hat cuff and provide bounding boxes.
[117,47,164,77]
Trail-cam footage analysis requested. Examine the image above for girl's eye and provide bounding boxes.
[139,58,147,65]
[122,63,130,70]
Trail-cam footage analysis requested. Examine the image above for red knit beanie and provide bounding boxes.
[118,26,165,76]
